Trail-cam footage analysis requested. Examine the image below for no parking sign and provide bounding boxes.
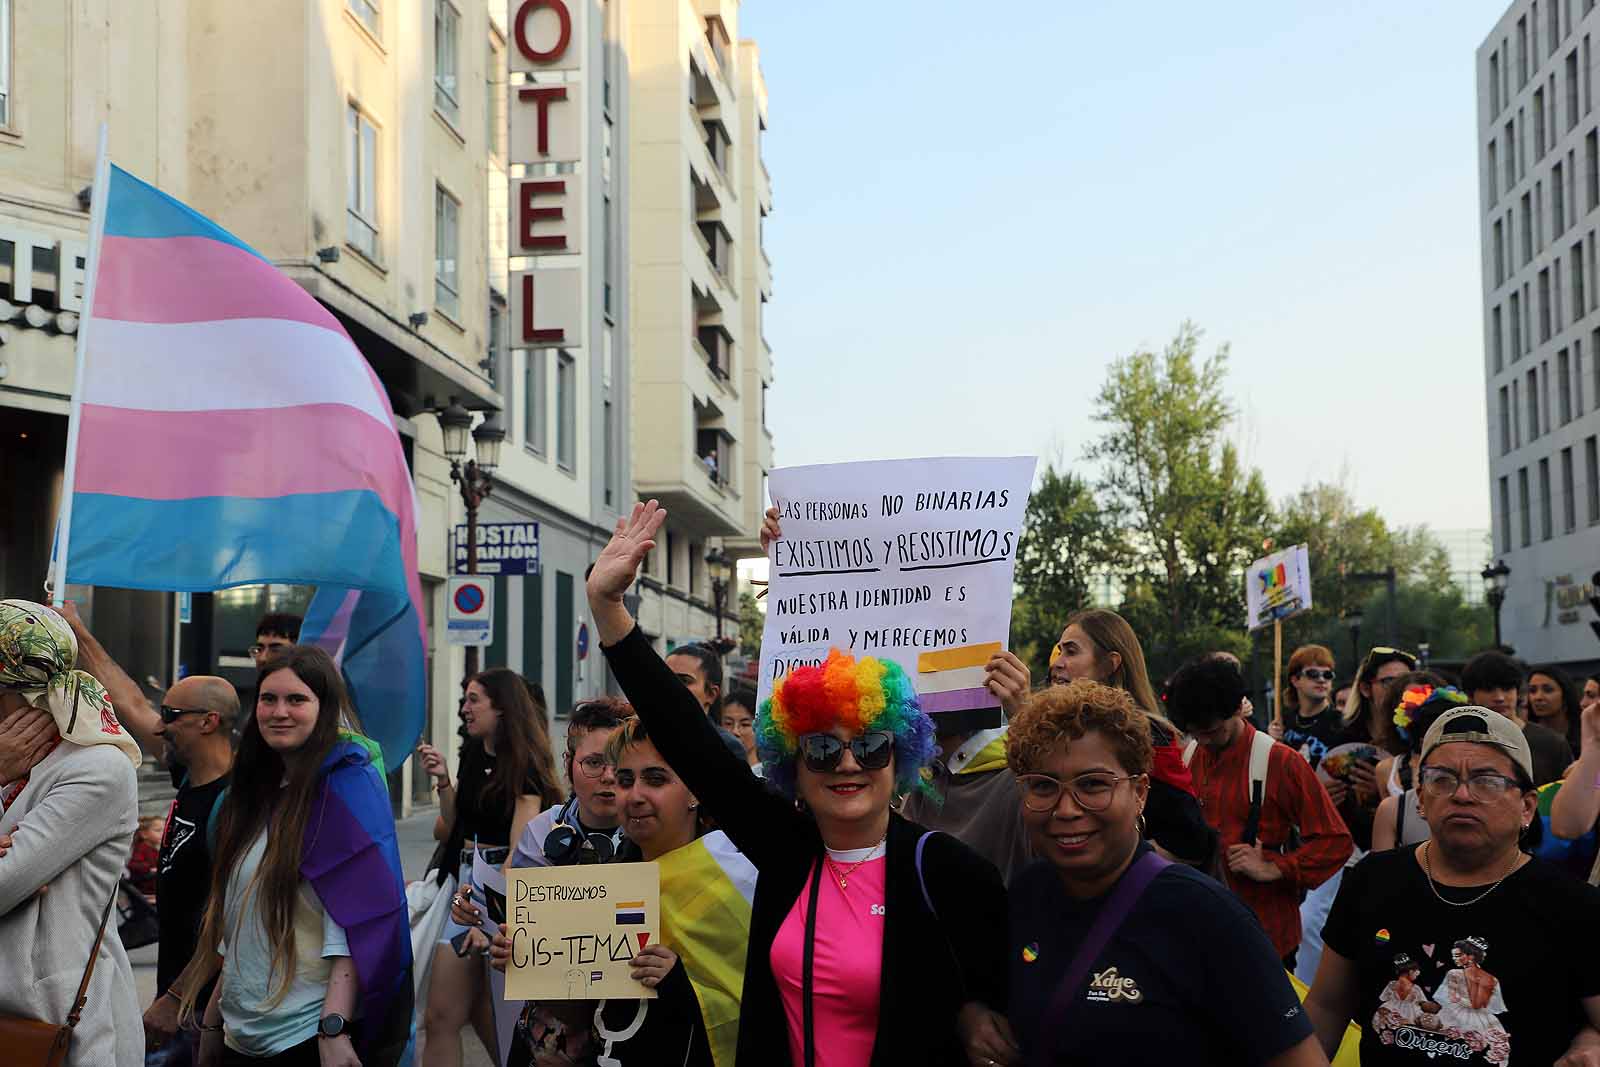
[448,576,494,645]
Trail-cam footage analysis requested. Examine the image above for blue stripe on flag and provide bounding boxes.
[65,490,406,594]
[304,586,428,774]
[103,165,268,261]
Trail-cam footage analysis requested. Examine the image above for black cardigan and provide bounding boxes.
[603,625,1008,1067]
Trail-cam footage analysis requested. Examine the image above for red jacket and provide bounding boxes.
[1188,721,1352,958]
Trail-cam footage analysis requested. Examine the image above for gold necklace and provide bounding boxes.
[1420,841,1522,907]
[823,837,885,890]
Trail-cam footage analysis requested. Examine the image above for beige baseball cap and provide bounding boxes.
[1420,706,1534,782]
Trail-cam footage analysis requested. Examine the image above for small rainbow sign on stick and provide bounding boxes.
[1244,544,1313,631]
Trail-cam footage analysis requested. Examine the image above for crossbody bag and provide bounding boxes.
[0,881,119,1067]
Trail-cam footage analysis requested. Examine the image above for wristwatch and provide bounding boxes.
[317,1014,347,1039]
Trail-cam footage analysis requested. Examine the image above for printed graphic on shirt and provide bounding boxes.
[159,805,197,876]
[1086,966,1143,1003]
[1372,938,1510,1066]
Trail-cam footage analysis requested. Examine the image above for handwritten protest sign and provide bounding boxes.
[758,456,1036,732]
[1245,544,1313,631]
[504,862,661,1001]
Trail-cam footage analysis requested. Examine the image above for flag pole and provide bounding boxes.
[50,123,110,607]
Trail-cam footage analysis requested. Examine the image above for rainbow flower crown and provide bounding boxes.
[1392,683,1468,741]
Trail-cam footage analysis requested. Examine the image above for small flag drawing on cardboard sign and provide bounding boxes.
[615,901,646,925]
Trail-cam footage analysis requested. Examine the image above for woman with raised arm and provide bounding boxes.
[589,501,1008,1067]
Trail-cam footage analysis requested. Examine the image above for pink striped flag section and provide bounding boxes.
[65,164,427,768]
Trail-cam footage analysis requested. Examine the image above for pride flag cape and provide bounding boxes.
[302,740,415,1066]
[58,161,426,768]
[656,830,757,1067]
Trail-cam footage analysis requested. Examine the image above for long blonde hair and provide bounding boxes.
[1062,609,1180,737]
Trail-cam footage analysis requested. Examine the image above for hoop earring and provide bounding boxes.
[1135,811,1147,837]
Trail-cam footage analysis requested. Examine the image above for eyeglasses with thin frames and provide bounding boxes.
[1418,766,1524,802]
[1014,771,1147,813]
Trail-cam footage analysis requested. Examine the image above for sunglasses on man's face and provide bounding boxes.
[798,731,894,773]
[1298,668,1336,682]
[159,705,211,725]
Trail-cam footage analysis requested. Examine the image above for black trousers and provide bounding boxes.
[219,1038,319,1066]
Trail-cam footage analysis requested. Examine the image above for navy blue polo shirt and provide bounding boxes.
[1007,846,1312,1065]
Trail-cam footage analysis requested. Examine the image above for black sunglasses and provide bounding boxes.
[798,731,894,773]
[1298,668,1336,681]
[159,704,212,725]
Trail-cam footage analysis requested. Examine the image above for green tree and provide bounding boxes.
[1086,322,1272,678]
[737,586,763,658]
[1009,464,1124,672]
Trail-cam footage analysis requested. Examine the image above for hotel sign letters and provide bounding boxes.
[509,0,584,349]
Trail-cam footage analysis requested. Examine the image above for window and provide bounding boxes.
[1539,268,1552,341]
[1489,142,1500,206]
[1590,132,1600,212]
[1545,358,1554,430]
[1522,193,1534,263]
[666,531,676,586]
[434,0,460,125]
[1563,446,1577,531]
[1495,219,1505,286]
[0,0,10,126]
[1569,50,1581,128]
[1511,290,1523,357]
[1574,240,1587,317]
[1520,16,1530,86]
[1500,475,1513,550]
[524,350,546,454]
[1514,377,1524,445]
[1492,51,1503,116]
[556,351,575,470]
[487,300,504,387]
[1494,305,1505,371]
[1556,259,1565,327]
[1550,0,1560,55]
[433,185,460,319]
[1537,182,1546,251]
[1577,337,1586,413]
[1528,367,1540,437]
[1540,457,1554,540]
[1520,106,1529,176]
[603,399,616,507]
[1506,121,1519,190]
[1535,88,1548,157]
[1588,435,1600,522]
[1561,347,1574,422]
[1501,385,1513,454]
[1525,281,1534,352]
[1555,161,1566,232]
[348,0,380,35]
[346,104,379,260]
[1520,466,1533,546]
[602,194,613,317]
[1587,35,1594,114]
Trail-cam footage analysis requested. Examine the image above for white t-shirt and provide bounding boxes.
[219,829,350,1056]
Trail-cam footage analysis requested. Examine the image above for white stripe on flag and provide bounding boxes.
[83,318,392,427]
[913,665,989,695]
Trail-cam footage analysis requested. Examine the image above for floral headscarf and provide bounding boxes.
[0,599,139,767]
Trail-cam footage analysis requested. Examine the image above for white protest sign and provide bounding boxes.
[758,457,1037,725]
[505,862,660,1001]
[1245,544,1313,631]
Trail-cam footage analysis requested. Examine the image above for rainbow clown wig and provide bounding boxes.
[756,649,937,800]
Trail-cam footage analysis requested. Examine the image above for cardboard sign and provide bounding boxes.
[757,456,1037,733]
[504,862,661,1001]
[1245,544,1313,630]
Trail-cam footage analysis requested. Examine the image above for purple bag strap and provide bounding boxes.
[1034,849,1170,1066]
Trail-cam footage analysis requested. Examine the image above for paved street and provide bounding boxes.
[132,807,495,1067]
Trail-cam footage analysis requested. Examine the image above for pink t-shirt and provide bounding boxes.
[770,849,886,1067]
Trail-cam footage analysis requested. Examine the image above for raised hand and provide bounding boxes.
[983,651,1030,718]
[759,506,782,553]
[589,501,667,604]
[1582,698,1600,756]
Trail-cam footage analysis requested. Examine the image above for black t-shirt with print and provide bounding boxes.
[156,772,230,995]
[1007,845,1312,1066]
[1322,846,1600,1067]
[1281,705,1347,770]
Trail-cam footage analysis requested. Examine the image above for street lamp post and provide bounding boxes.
[1482,559,1511,651]
[439,401,505,679]
[705,546,732,649]
[1346,608,1364,667]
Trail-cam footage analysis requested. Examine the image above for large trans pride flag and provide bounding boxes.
[60,164,426,770]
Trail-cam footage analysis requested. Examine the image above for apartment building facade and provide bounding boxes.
[624,0,774,651]
[1478,0,1600,671]
[0,0,631,809]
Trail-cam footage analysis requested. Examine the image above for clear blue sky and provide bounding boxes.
[739,1,1509,532]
